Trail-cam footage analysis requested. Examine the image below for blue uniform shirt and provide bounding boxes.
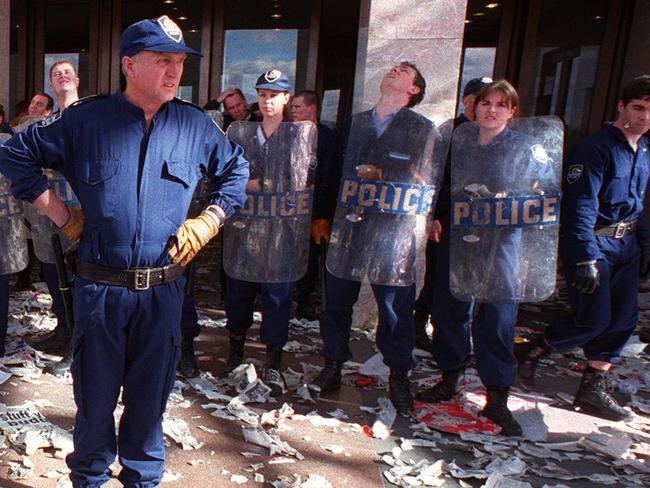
[0,91,249,269]
[560,123,650,264]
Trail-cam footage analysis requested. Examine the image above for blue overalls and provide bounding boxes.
[0,91,248,487]
[545,124,650,362]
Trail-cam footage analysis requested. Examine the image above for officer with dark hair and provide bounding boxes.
[0,15,248,486]
[412,77,492,350]
[518,74,650,421]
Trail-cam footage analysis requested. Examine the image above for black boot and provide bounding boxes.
[481,386,523,436]
[515,334,550,388]
[177,334,200,378]
[225,332,246,374]
[389,370,414,416]
[573,366,632,421]
[262,345,286,397]
[308,358,342,397]
[416,366,464,403]
[33,321,71,354]
[44,349,73,376]
[413,307,432,351]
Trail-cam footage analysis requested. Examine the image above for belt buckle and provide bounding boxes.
[134,269,151,290]
[614,222,626,238]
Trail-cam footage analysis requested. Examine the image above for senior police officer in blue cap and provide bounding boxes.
[517,75,650,422]
[0,15,248,487]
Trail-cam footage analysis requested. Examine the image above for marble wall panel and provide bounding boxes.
[368,0,466,40]
[350,0,466,330]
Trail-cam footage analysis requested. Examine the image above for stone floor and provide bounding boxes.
[0,240,649,487]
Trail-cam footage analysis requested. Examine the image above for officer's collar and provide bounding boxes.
[115,89,169,120]
[604,122,649,150]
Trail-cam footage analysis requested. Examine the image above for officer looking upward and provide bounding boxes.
[0,15,248,487]
[308,62,441,415]
[32,60,81,358]
[517,75,650,421]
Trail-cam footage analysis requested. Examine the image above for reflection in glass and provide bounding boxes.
[222,29,299,102]
[457,47,496,116]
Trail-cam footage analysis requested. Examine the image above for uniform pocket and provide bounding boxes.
[74,158,120,220]
[601,163,630,204]
[162,160,199,226]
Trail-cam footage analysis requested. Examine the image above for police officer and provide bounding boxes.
[0,15,248,487]
[309,62,440,415]
[290,90,334,319]
[412,77,491,350]
[417,80,560,436]
[32,60,81,357]
[517,75,650,421]
[222,70,317,397]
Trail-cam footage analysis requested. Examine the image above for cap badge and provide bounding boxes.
[264,69,281,83]
[157,15,183,43]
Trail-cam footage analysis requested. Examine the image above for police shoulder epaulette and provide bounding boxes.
[69,94,110,108]
[172,97,204,112]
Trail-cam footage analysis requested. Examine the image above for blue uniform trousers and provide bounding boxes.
[180,266,200,338]
[414,238,439,314]
[224,275,293,348]
[66,278,183,488]
[42,262,67,328]
[1,274,9,352]
[296,240,319,300]
[546,234,640,363]
[319,271,416,372]
[429,232,519,387]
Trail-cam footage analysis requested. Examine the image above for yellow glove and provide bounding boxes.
[59,206,84,241]
[169,208,222,266]
[311,219,330,244]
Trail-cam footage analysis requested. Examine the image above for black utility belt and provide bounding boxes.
[594,220,637,238]
[74,260,185,291]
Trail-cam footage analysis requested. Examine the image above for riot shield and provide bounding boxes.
[326,109,441,286]
[0,133,29,274]
[206,110,224,130]
[24,169,80,264]
[223,121,317,283]
[449,116,563,303]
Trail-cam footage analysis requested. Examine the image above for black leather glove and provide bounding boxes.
[640,245,650,279]
[572,262,600,294]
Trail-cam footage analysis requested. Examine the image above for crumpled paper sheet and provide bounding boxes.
[242,425,304,460]
[0,402,73,455]
[162,417,203,450]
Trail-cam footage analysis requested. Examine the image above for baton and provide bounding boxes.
[319,237,328,312]
[51,234,74,333]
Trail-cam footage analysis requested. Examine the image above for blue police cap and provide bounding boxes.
[255,69,292,92]
[463,77,492,97]
[120,15,202,58]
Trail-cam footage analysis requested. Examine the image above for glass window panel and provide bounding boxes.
[320,89,340,130]
[222,0,311,102]
[222,29,300,103]
[43,2,90,104]
[527,0,607,149]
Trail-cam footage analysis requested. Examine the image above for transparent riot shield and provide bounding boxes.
[449,116,563,303]
[223,121,317,283]
[24,169,80,264]
[326,109,442,286]
[206,110,224,130]
[0,133,29,274]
